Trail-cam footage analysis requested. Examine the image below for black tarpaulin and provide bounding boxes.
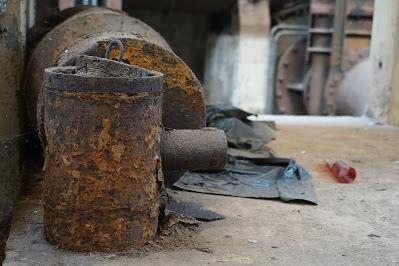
[174,157,317,204]
[173,105,318,205]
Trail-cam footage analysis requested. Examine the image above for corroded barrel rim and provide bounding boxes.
[44,56,164,95]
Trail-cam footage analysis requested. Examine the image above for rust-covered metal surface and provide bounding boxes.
[25,6,205,134]
[275,37,307,115]
[161,128,227,187]
[95,38,205,130]
[42,56,164,251]
[161,128,227,171]
[273,0,373,115]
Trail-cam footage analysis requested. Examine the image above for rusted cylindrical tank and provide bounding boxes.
[42,56,164,251]
[26,6,205,133]
[26,6,208,184]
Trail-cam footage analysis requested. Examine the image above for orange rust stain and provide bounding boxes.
[54,97,63,109]
[97,118,111,150]
[62,91,150,103]
[43,77,163,251]
[103,39,204,115]
[111,143,125,162]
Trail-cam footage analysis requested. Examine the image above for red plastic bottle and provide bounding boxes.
[327,161,357,183]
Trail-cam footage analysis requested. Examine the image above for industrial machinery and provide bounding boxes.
[42,54,226,251]
[25,6,220,185]
[273,0,373,116]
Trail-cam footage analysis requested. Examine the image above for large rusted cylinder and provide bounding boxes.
[27,7,209,184]
[42,56,164,251]
[26,6,205,133]
[161,129,227,171]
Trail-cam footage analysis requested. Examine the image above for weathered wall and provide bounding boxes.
[388,3,399,126]
[0,0,26,257]
[204,0,272,114]
[204,32,239,105]
[233,0,271,114]
[367,0,398,122]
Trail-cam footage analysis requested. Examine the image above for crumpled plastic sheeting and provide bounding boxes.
[206,105,276,151]
[174,157,317,204]
[174,105,317,204]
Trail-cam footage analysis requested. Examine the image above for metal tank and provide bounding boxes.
[42,55,227,251]
[25,6,213,184]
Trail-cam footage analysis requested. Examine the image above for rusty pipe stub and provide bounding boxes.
[42,55,164,252]
[161,128,227,187]
[161,128,227,171]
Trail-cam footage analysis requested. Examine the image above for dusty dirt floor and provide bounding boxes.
[3,121,399,265]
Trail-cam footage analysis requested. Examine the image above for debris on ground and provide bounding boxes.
[325,161,357,183]
[133,190,223,254]
[206,105,276,158]
[174,105,318,204]
[175,157,317,204]
[165,201,225,221]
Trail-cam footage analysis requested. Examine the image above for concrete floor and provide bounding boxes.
[4,122,399,265]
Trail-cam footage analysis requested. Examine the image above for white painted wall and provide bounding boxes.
[233,35,271,114]
[203,0,273,114]
[203,33,239,106]
[367,0,399,121]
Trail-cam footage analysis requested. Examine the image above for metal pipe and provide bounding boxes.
[161,128,227,171]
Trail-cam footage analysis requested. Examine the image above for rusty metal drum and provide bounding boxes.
[27,7,208,185]
[42,55,164,251]
[26,6,205,133]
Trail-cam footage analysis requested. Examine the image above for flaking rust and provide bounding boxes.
[95,38,205,130]
[25,6,205,133]
[25,7,215,186]
[41,50,227,252]
[42,56,164,251]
